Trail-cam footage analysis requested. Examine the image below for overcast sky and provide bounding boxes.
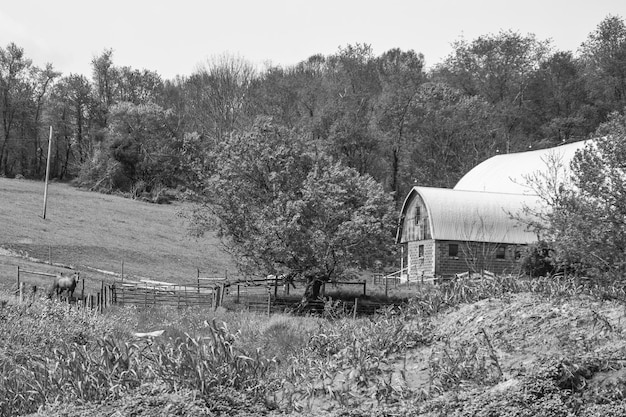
[1,0,625,79]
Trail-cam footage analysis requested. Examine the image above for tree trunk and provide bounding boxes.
[304,279,323,300]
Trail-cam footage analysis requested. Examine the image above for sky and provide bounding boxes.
[1,0,625,80]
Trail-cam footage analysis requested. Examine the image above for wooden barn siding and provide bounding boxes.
[400,194,431,243]
[435,241,523,276]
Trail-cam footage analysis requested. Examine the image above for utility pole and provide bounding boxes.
[42,126,52,219]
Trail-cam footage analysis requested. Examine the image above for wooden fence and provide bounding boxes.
[13,266,398,316]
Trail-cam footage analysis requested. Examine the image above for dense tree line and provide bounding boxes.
[1,15,625,206]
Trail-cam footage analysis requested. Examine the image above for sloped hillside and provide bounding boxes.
[0,178,234,289]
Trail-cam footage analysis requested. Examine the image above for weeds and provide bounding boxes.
[2,271,626,416]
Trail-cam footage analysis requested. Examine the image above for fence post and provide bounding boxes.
[16,266,20,296]
[19,282,24,302]
[363,280,367,296]
[237,284,240,303]
[197,268,200,294]
[385,275,388,297]
[213,286,221,310]
[353,298,358,320]
[267,293,271,316]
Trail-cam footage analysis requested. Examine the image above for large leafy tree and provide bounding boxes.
[530,112,626,279]
[184,53,256,141]
[408,82,504,188]
[580,15,626,117]
[526,51,591,145]
[374,48,425,203]
[436,30,551,149]
[0,43,59,177]
[187,118,397,299]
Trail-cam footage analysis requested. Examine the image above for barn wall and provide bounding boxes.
[400,192,431,243]
[434,240,524,276]
[407,239,436,281]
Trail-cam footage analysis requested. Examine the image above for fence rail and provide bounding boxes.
[12,265,410,316]
[116,286,214,308]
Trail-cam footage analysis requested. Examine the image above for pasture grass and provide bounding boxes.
[0,178,234,292]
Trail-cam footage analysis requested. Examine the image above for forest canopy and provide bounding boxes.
[1,15,625,208]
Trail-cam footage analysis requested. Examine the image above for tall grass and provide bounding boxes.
[0,303,277,416]
[2,272,626,416]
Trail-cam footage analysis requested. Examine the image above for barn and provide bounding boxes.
[396,140,591,280]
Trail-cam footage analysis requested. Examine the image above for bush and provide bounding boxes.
[520,240,557,277]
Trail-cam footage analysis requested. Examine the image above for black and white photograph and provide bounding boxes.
[1,1,626,415]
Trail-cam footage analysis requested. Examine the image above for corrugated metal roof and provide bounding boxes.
[398,186,540,244]
[454,140,591,194]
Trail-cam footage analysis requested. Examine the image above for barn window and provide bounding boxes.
[418,244,424,258]
[414,206,421,225]
[448,243,459,258]
[495,245,506,259]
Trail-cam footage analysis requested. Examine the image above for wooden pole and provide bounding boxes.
[16,266,20,296]
[353,298,358,320]
[385,275,388,297]
[401,245,405,283]
[121,260,124,282]
[197,268,200,294]
[42,126,53,219]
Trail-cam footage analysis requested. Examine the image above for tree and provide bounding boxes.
[527,112,626,280]
[0,43,60,178]
[526,51,591,145]
[580,15,626,117]
[76,101,181,196]
[184,53,256,141]
[435,30,551,149]
[0,43,32,176]
[374,48,425,203]
[187,118,397,300]
[408,83,504,188]
[324,44,382,177]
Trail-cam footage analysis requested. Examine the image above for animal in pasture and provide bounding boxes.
[49,272,80,300]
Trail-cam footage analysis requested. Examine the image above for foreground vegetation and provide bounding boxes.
[2,275,626,416]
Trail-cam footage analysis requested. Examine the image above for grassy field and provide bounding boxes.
[0,177,235,293]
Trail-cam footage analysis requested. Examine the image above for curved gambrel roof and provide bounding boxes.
[397,186,539,244]
[454,140,591,194]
